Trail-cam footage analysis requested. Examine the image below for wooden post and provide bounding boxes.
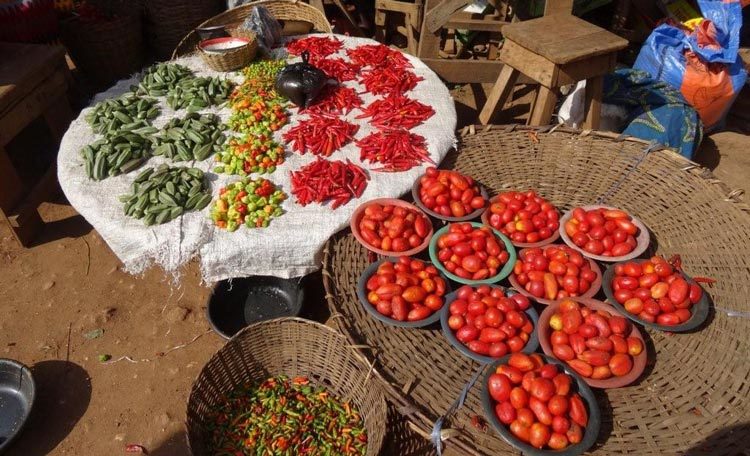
[583,76,603,130]
[528,85,558,126]
[544,0,574,15]
[478,64,520,124]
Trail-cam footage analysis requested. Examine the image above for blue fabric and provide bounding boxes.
[603,69,703,159]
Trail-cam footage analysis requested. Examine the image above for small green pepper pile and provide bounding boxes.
[210,177,286,231]
[206,376,367,456]
[214,133,285,176]
[228,60,289,136]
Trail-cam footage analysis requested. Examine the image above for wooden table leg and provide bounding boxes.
[528,85,558,126]
[0,145,23,211]
[478,64,520,125]
[331,0,366,37]
[375,2,387,43]
[583,75,603,130]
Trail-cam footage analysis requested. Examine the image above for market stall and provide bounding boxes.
[57,34,457,281]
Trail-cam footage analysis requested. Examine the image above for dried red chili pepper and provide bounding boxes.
[290,158,369,209]
[310,57,358,82]
[304,85,363,115]
[283,113,359,157]
[357,129,433,172]
[286,36,343,60]
[357,94,435,129]
[359,66,423,95]
[346,44,412,70]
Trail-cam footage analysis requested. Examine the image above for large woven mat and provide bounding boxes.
[323,125,750,455]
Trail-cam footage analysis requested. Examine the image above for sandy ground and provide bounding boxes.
[0,79,747,455]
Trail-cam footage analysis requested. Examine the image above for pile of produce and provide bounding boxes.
[286,36,343,60]
[283,114,359,157]
[313,57,358,82]
[547,299,642,379]
[485,191,560,244]
[165,76,233,112]
[290,158,368,209]
[417,167,485,218]
[356,129,431,172]
[214,134,285,175]
[305,85,362,115]
[609,256,702,325]
[513,245,599,301]
[357,94,434,129]
[206,375,366,455]
[356,202,431,253]
[359,66,423,95]
[81,132,151,180]
[364,257,447,322]
[346,44,412,70]
[229,60,289,136]
[446,286,534,357]
[435,223,510,281]
[210,177,286,231]
[133,63,194,97]
[119,165,211,225]
[487,354,589,450]
[564,207,639,257]
[153,113,226,162]
[85,93,159,136]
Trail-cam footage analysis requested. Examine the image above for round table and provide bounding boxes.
[323,125,750,455]
[57,34,456,281]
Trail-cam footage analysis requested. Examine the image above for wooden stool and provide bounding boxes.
[375,0,423,55]
[0,43,73,246]
[478,14,628,128]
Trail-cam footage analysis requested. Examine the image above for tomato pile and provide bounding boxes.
[364,257,447,322]
[357,129,431,172]
[210,178,286,231]
[357,202,431,253]
[485,191,560,244]
[547,299,643,379]
[435,223,510,281]
[214,134,284,175]
[418,168,485,219]
[610,256,702,325]
[513,245,599,301]
[564,207,639,258]
[487,354,589,450]
[283,113,359,157]
[447,286,533,357]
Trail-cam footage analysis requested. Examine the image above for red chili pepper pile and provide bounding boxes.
[359,66,423,95]
[357,129,433,172]
[206,375,367,455]
[305,85,363,115]
[346,44,412,70]
[357,93,435,129]
[311,57,358,82]
[283,113,359,157]
[286,36,343,60]
[291,158,369,208]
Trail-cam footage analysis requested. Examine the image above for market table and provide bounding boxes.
[57,34,456,281]
[323,125,750,455]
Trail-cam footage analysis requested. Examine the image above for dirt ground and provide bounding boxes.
[1,79,748,455]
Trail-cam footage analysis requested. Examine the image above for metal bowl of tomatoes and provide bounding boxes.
[439,285,539,364]
[350,198,433,257]
[411,168,489,222]
[481,353,601,456]
[480,193,561,248]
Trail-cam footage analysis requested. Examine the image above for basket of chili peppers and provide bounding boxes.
[186,317,386,455]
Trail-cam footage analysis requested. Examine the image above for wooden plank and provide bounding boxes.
[528,85,558,126]
[583,75,603,130]
[555,52,616,86]
[479,64,520,124]
[500,40,557,87]
[443,18,506,32]
[0,145,23,211]
[0,43,66,116]
[417,0,442,58]
[421,58,502,83]
[0,67,69,147]
[424,0,470,33]
[378,0,420,14]
[544,0,574,15]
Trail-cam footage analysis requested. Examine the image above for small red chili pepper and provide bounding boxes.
[346,44,412,70]
[290,158,369,209]
[359,66,423,95]
[357,129,433,172]
[357,93,434,129]
[283,113,359,157]
[304,85,363,115]
[286,36,343,60]
[310,57,358,82]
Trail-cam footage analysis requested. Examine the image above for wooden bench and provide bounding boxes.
[0,42,74,246]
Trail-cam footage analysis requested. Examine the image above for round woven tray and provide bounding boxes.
[323,125,750,455]
[186,317,386,455]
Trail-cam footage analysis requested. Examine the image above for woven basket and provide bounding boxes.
[59,5,143,87]
[186,317,386,455]
[198,34,258,72]
[323,125,750,455]
[171,0,332,59]
[145,0,224,61]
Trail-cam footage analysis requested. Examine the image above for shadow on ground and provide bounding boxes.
[5,361,91,456]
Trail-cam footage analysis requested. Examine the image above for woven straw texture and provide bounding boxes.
[323,125,750,455]
[145,0,224,61]
[198,34,258,72]
[59,6,143,86]
[172,0,332,59]
[186,317,386,455]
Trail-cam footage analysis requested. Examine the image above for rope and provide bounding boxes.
[430,367,483,455]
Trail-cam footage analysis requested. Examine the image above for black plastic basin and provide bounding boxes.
[207,276,304,340]
[0,359,35,453]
